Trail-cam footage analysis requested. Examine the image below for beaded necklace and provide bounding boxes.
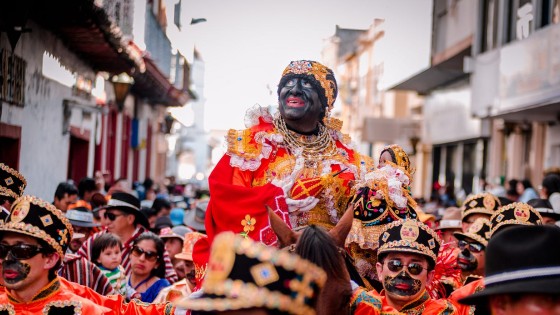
[273,115,337,171]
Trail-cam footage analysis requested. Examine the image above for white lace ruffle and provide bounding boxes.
[244,104,274,128]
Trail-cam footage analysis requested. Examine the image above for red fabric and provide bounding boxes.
[59,277,175,315]
[205,154,288,246]
[448,278,484,315]
[0,277,111,315]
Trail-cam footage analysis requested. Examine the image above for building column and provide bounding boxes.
[507,125,524,180]
[529,122,546,186]
[488,119,505,185]
[114,111,123,179]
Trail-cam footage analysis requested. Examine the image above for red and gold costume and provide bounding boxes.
[448,278,484,315]
[58,277,175,315]
[0,277,110,315]
[350,288,457,315]
[206,105,373,245]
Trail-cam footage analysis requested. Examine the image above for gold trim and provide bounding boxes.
[0,164,26,187]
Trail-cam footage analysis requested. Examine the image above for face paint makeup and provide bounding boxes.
[2,260,31,284]
[457,249,478,271]
[384,271,422,296]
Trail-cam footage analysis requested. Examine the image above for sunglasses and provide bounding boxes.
[385,260,426,276]
[0,243,44,260]
[131,245,159,262]
[103,212,124,221]
[458,240,484,253]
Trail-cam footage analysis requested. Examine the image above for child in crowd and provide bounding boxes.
[92,233,136,299]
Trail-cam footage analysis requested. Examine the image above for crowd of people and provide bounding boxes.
[0,60,559,315]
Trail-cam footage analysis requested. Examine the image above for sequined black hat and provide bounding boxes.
[489,202,543,237]
[378,219,441,265]
[175,232,326,315]
[460,225,560,305]
[461,193,501,221]
[0,195,73,257]
[0,163,26,202]
[454,217,492,247]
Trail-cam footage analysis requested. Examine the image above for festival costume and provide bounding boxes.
[373,219,458,314]
[488,201,543,236]
[448,279,484,315]
[0,163,26,221]
[58,277,175,315]
[346,145,418,281]
[0,277,110,315]
[153,278,192,304]
[0,196,109,314]
[460,193,501,222]
[350,287,400,315]
[175,232,326,315]
[206,61,373,246]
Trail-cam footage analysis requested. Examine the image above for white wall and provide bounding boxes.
[423,84,482,145]
[0,22,96,200]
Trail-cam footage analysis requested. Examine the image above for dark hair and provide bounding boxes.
[132,231,166,278]
[78,177,97,198]
[380,147,397,164]
[520,179,533,190]
[36,238,60,280]
[91,233,122,267]
[296,225,345,281]
[143,178,154,190]
[54,182,78,200]
[542,174,560,196]
[152,197,171,214]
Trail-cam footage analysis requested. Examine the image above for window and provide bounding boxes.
[508,0,534,42]
[0,49,25,106]
[540,0,560,26]
[481,0,500,52]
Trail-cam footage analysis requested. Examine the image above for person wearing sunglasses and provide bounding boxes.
[127,231,170,303]
[374,219,457,314]
[449,202,544,315]
[453,218,491,284]
[0,195,108,314]
[78,192,178,284]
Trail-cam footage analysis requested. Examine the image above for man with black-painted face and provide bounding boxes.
[375,219,457,314]
[205,60,374,252]
[0,195,108,314]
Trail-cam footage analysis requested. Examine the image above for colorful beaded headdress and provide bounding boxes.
[0,163,26,202]
[278,60,338,111]
[461,193,501,221]
[378,219,441,265]
[0,195,74,257]
[489,202,543,237]
[176,232,326,315]
[454,217,492,247]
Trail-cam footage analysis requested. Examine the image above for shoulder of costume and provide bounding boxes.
[226,105,283,171]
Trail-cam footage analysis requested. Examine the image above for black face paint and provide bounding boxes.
[384,271,422,296]
[2,260,31,284]
[457,249,478,271]
[186,270,195,281]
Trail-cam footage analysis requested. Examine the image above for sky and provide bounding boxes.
[170,0,433,131]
